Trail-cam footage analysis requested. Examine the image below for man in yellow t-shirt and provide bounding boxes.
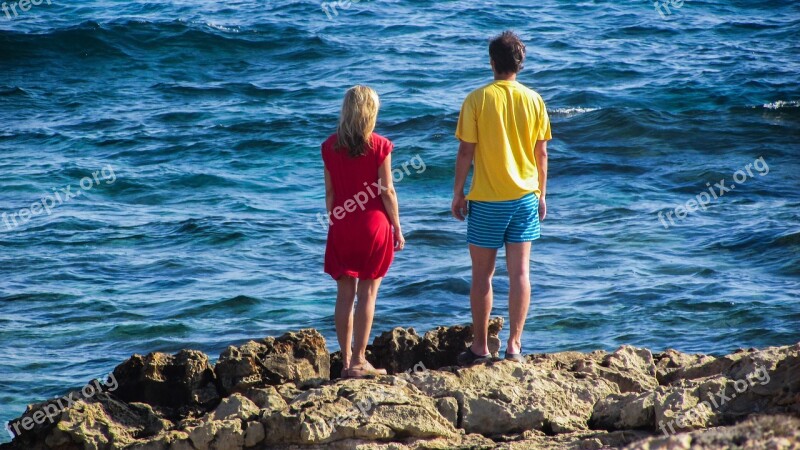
[451,30,552,366]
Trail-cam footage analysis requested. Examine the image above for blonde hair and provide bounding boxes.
[336,85,380,157]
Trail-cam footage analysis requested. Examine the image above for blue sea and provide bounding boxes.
[1,0,799,439]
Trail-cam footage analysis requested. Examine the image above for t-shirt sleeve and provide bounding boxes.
[376,137,393,168]
[455,94,479,143]
[537,96,552,141]
[321,142,330,170]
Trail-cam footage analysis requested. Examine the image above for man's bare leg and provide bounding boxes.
[505,242,531,354]
[469,244,498,356]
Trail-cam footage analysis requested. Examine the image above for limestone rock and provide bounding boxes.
[243,421,265,447]
[417,316,504,370]
[2,324,799,450]
[435,396,459,428]
[624,414,800,450]
[187,419,244,450]
[590,391,655,430]
[654,348,717,384]
[574,345,659,393]
[211,393,259,421]
[243,386,288,413]
[215,329,330,394]
[17,394,171,450]
[406,360,619,436]
[369,327,422,374]
[112,349,218,411]
[260,377,457,445]
[331,317,505,379]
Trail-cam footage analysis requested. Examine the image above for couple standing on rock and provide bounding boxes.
[322,31,552,378]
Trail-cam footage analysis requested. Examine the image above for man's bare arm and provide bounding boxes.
[451,141,476,220]
[534,139,548,220]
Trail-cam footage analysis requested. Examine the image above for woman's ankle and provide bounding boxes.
[349,355,367,367]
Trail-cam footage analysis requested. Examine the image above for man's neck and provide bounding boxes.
[493,72,517,81]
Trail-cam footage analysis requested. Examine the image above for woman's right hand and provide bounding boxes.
[394,227,405,251]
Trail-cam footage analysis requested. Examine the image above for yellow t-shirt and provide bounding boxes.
[455,80,552,201]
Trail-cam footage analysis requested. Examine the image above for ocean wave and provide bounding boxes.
[549,107,602,116]
[204,22,240,34]
[0,18,329,57]
[762,100,800,110]
[0,86,30,97]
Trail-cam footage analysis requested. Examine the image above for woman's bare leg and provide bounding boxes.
[334,276,357,369]
[350,277,382,368]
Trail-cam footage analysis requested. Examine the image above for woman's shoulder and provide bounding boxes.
[321,133,338,154]
[322,133,337,147]
[371,133,393,150]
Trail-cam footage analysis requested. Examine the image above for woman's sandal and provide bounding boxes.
[344,361,387,379]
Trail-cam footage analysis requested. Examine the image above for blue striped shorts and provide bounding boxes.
[467,193,541,248]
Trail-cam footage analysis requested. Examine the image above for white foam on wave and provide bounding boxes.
[206,22,240,33]
[762,100,799,110]
[549,107,602,116]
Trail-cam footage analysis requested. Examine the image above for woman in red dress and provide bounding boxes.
[322,85,404,378]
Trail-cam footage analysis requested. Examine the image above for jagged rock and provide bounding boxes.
[717,343,800,420]
[210,393,259,421]
[654,349,717,384]
[497,429,653,449]
[527,349,608,372]
[275,382,303,403]
[162,431,192,450]
[574,346,659,394]
[243,421,264,447]
[405,360,619,436]
[331,317,505,378]
[2,324,798,450]
[653,378,725,434]
[417,317,504,370]
[591,391,655,430]
[647,342,800,436]
[8,388,87,441]
[215,329,330,394]
[435,397,459,428]
[624,414,800,450]
[9,394,172,450]
[369,327,422,374]
[186,419,244,450]
[112,349,218,411]
[242,386,288,413]
[260,377,457,445]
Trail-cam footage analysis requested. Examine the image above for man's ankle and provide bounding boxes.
[470,343,490,356]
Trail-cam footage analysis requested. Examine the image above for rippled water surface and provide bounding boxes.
[1,0,799,437]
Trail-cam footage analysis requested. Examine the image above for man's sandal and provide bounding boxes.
[504,351,524,363]
[457,348,492,366]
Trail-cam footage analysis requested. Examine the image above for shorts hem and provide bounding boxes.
[505,235,541,243]
[467,240,504,249]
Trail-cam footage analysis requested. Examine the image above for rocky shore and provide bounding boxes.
[3,318,799,449]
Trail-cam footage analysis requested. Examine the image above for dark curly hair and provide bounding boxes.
[489,31,526,74]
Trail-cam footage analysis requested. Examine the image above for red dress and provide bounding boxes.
[322,133,394,280]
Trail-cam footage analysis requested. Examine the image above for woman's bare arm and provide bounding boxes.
[378,154,405,249]
[324,168,334,214]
